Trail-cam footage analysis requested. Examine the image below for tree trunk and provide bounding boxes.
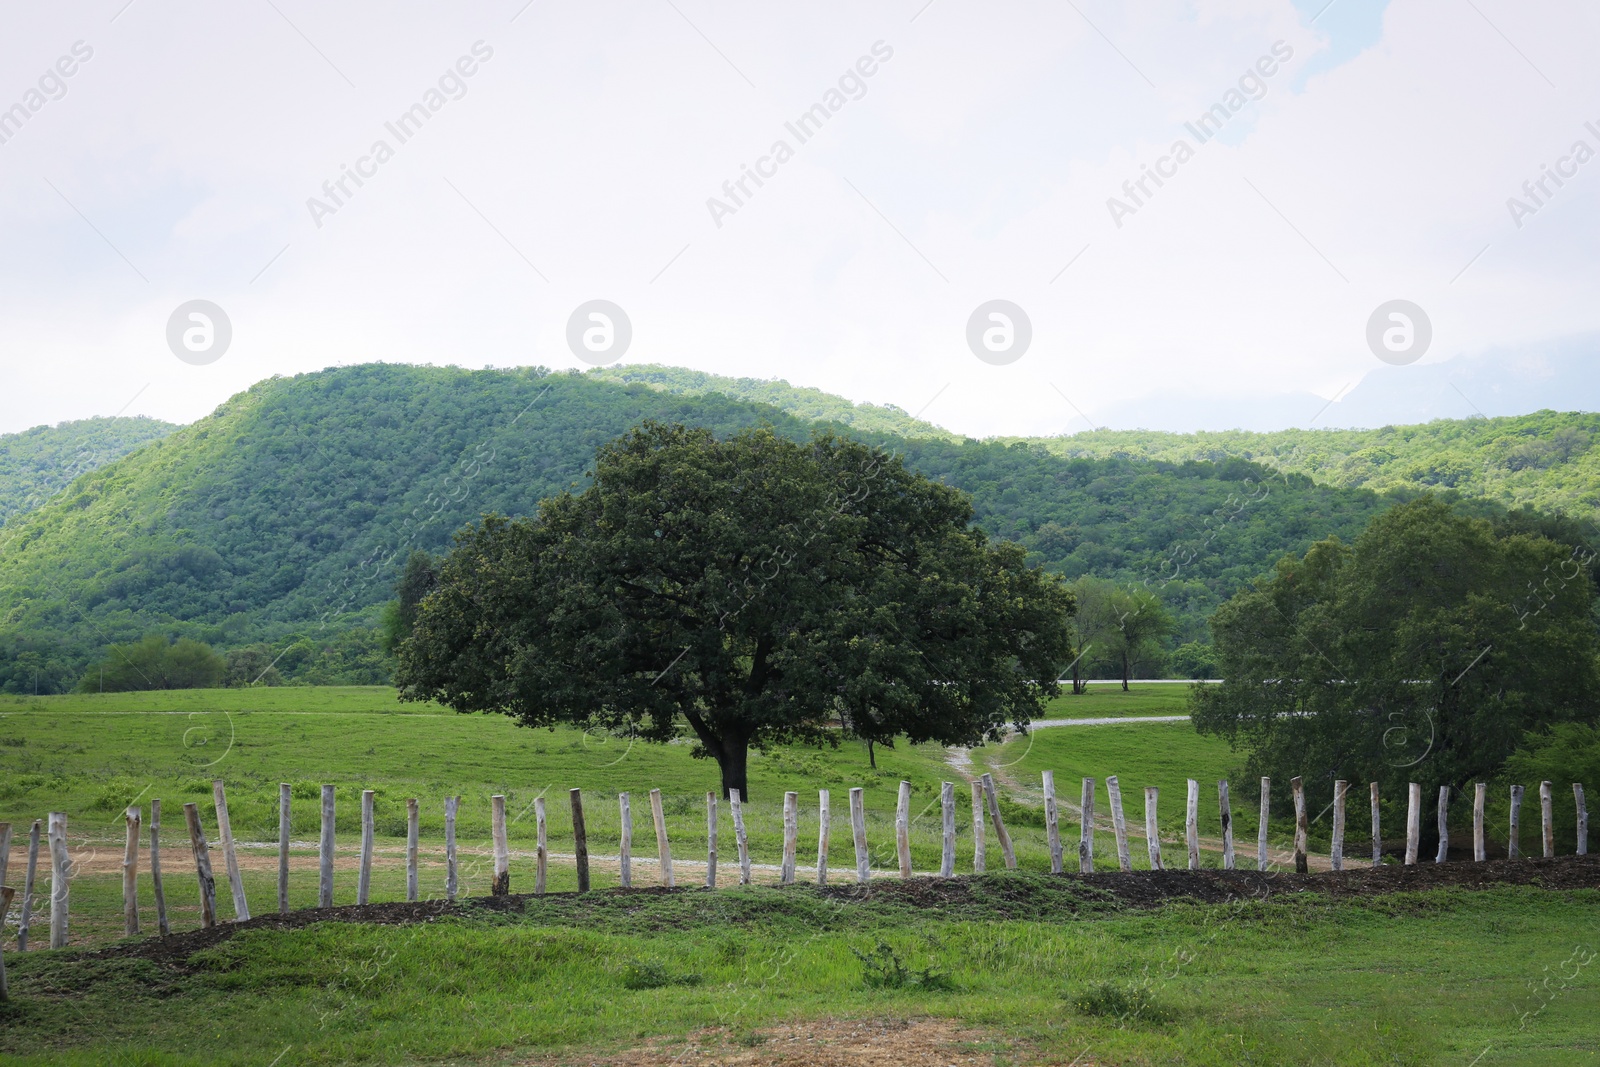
[867,739,876,769]
[1073,657,1085,695]
[682,712,751,801]
[1121,650,1131,692]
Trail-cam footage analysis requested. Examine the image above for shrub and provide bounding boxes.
[851,941,956,992]
[1070,979,1171,1023]
[619,960,703,991]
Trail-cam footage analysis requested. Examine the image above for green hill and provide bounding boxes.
[3,363,1557,694]
[999,412,1600,530]
[0,415,176,529]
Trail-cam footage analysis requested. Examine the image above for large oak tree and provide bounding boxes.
[396,422,1075,798]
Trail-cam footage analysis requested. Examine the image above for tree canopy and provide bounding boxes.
[396,422,1076,798]
[1191,496,1600,804]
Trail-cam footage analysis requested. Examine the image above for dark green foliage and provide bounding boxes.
[223,644,284,687]
[380,550,438,654]
[1071,979,1171,1023]
[619,959,704,990]
[1493,724,1600,850]
[74,634,226,692]
[851,940,956,991]
[1192,497,1600,808]
[396,423,1076,798]
[0,415,175,529]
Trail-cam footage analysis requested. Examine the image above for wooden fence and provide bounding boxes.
[0,773,1590,974]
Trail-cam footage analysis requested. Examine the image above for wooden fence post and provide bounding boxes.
[783,791,800,884]
[1576,783,1589,856]
[0,823,9,891]
[122,806,141,936]
[730,789,752,885]
[894,782,912,879]
[490,794,509,897]
[444,795,459,902]
[1331,780,1347,872]
[182,803,215,931]
[320,786,337,908]
[1257,777,1271,871]
[1404,782,1421,865]
[939,782,955,878]
[406,798,419,902]
[1144,787,1162,870]
[648,788,672,888]
[850,787,870,883]
[48,812,71,947]
[1436,786,1450,864]
[534,797,548,896]
[212,781,249,921]
[18,819,41,949]
[0,885,12,1000]
[1508,785,1523,860]
[1291,777,1307,873]
[618,793,633,888]
[980,774,1017,869]
[1370,783,1381,866]
[1185,779,1200,870]
[1106,776,1132,872]
[1473,783,1487,861]
[361,790,379,903]
[148,802,168,936]
[1042,772,1063,875]
[1540,781,1554,859]
[970,781,987,873]
[278,784,292,914]
[571,788,591,892]
[1218,780,1234,870]
[817,790,832,885]
[706,791,719,889]
[1080,778,1097,874]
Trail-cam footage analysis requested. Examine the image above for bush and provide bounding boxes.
[75,634,226,692]
[1071,979,1171,1023]
[619,960,702,991]
[851,941,956,992]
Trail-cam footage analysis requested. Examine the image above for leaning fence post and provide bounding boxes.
[18,819,41,949]
[320,786,337,907]
[213,781,249,921]
[1080,778,1097,874]
[894,782,912,879]
[405,798,419,902]
[1331,780,1347,872]
[730,789,752,885]
[48,812,71,947]
[706,791,719,889]
[1473,783,1487,861]
[1291,777,1308,873]
[1509,785,1523,860]
[444,795,459,902]
[1106,776,1132,872]
[0,885,13,999]
[1370,783,1381,866]
[182,803,216,931]
[980,774,1017,869]
[850,787,870,883]
[1436,786,1450,864]
[1540,781,1554,859]
[1042,772,1063,874]
[782,791,800,884]
[648,788,673,888]
[122,806,141,936]
[1258,777,1271,871]
[1144,787,1162,870]
[534,797,548,896]
[817,789,832,885]
[970,781,987,873]
[278,784,292,914]
[489,794,509,897]
[0,823,9,890]
[939,782,955,878]
[1185,779,1200,870]
[1404,782,1421,865]
[571,788,591,892]
[360,790,379,903]
[618,793,633,888]
[1218,780,1234,870]
[1576,783,1589,856]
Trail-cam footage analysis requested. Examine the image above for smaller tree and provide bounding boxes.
[1114,587,1174,690]
[76,634,226,692]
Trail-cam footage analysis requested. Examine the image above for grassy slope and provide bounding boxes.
[2,884,1596,1065]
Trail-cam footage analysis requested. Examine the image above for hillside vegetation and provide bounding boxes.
[0,364,1413,693]
[0,415,176,528]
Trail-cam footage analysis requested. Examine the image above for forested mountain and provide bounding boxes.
[0,416,176,529]
[0,363,1570,694]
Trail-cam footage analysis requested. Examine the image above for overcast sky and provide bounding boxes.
[2,0,1596,438]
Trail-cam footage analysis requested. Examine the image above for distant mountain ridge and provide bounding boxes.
[0,416,177,529]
